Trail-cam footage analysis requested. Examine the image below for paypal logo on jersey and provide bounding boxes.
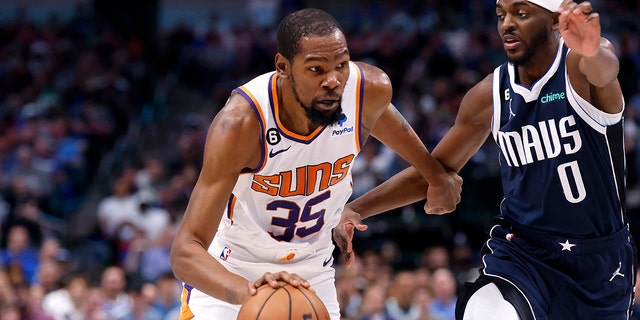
[332,114,354,136]
[541,91,566,104]
[338,114,347,126]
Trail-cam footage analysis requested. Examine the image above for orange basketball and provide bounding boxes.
[237,281,330,320]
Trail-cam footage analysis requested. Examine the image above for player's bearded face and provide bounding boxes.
[291,75,344,126]
[505,24,549,66]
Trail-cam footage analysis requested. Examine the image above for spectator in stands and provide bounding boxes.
[150,272,181,319]
[123,224,175,282]
[335,265,364,319]
[427,268,456,320]
[33,260,61,294]
[124,280,162,320]
[96,177,139,240]
[412,286,434,320]
[26,283,54,320]
[134,157,167,201]
[1,224,39,285]
[351,141,395,199]
[356,284,394,320]
[385,270,421,320]
[99,266,133,319]
[81,286,109,320]
[0,304,21,320]
[133,190,170,242]
[42,273,89,320]
[420,246,450,272]
[0,270,17,308]
[96,176,141,264]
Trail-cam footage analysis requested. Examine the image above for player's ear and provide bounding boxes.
[551,11,560,30]
[275,53,289,78]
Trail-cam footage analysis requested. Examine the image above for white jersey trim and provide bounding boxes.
[564,49,624,130]
[491,68,502,142]
[508,38,565,103]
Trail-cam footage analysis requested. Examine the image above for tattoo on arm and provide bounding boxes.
[392,108,410,132]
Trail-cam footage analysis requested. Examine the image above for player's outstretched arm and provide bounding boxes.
[558,0,618,88]
[356,61,462,215]
[334,166,428,268]
[335,74,494,269]
[559,0,623,115]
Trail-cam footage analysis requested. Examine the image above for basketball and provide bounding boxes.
[237,281,330,320]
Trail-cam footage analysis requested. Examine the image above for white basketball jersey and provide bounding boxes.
[209,61,364,263]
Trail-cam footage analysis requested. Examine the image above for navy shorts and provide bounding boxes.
[479,222,636,320]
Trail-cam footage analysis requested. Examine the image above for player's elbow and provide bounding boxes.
[169,240,190,282]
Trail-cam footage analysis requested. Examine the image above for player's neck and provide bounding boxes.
[516,34,560,87]
[276,77,320,136]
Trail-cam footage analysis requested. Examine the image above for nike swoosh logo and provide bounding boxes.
[269,146,291,158]
[322,256,333,267]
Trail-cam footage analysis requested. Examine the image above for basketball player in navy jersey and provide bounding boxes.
[169,8,462,320]
[336,0,636,319]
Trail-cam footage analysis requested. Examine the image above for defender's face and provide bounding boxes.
[288,30,350,124]
[496,0,552,65]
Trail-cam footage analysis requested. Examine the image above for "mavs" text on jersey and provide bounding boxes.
[497,115,581,167]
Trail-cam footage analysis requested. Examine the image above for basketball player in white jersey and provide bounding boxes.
[170,8,462,319]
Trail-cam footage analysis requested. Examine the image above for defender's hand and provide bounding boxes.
[333,206,368,269]
[559,0,600,57]
[424,171,462,215]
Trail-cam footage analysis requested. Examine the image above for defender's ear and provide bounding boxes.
[275,53,289,78]
[551,11,560,30]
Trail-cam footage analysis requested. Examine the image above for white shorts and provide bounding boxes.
[181,271,338,319]
[179,229,340,320]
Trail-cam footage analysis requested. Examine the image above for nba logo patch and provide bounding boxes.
[220,247,232,261]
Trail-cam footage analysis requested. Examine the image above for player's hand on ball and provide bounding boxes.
[248,271,312,296]
[239,281,330,320]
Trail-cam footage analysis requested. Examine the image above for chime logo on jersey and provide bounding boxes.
[540,91,566,104]
[497,115,582,167]
[251,154,355,197]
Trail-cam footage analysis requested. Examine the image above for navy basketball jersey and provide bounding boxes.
[491,39,626,237]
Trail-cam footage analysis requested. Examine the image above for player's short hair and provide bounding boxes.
[276,8,344,62]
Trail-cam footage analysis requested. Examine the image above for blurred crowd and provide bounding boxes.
[0,0,639,319]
